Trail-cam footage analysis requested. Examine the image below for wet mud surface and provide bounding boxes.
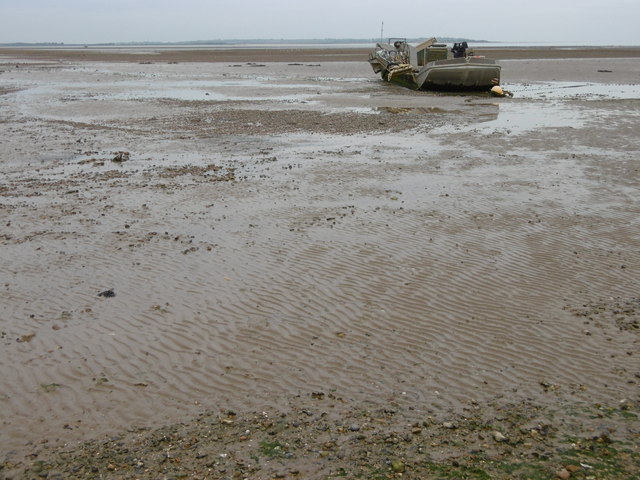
[0,51,639,478]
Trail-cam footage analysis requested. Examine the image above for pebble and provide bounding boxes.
[493,431,507,442]
[391,460,405,473]
[556,467,571,479]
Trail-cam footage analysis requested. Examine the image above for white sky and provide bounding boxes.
[0,0,638,45]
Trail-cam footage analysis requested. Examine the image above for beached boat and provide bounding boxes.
[368,38,501,90]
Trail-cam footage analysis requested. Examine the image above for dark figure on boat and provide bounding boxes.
[452,42,468,58]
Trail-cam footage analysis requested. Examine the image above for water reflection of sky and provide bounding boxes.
[26,77,331,103]
[431,81,639,134]
[101,79,330,102]
[472,102,586,133]
[507,82,640,100]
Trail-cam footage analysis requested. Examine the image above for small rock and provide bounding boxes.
[98,289,115,298]
[391,460,405,473]
[493,431,508,442]
[349,424,360,432]
[442,421,457,429]
[17,332,36,343]
[556,467,571,479]
[112,151,130,163]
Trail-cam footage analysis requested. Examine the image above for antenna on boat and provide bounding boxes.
[380,21,384,41]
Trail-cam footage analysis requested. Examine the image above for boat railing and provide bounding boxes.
[468,56,495,64]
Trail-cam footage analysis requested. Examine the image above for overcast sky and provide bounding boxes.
[0,0,638,45]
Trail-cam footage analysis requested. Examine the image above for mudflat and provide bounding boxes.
[1,45,640,63]
[0,47,639,479]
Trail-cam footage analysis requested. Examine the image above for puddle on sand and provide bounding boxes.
[432,81,639,134]
[506,82,640,100]
[104,79,329,102]
[481,102,585,132]
[16,77,333,104]
[110,88,315,103]
[433,102,586,135]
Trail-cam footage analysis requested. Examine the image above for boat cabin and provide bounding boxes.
[412,37,449,66]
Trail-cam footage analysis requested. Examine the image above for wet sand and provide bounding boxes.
[0,47,639,478]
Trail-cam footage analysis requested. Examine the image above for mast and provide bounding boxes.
[380,21,384,42]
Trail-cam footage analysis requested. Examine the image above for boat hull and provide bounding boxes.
[416,58,501,90]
